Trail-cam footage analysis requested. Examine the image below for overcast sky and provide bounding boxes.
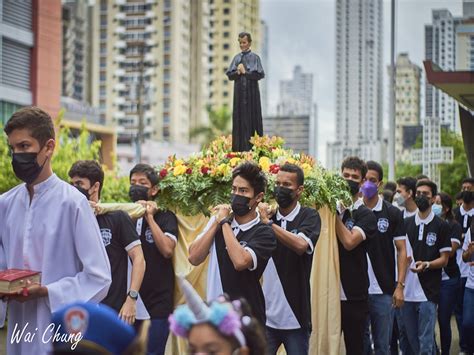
[260,0,463,166]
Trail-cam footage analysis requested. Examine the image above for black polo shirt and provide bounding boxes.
[198,214,276,326]
[136,210,178,318]
[262,203,321,330]
[365,197,406,295]
[96,210,141,312]
[442,219,462,280]
[338,200,378,301]
[454,205,473,235]
[404,211,451,304]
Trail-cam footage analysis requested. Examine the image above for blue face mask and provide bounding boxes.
[432,203,443,217]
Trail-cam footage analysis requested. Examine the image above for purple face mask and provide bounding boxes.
[361,181,379,199]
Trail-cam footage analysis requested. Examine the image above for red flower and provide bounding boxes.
[201,166,210,175]
[226,153,236,159]
[269,164,280,174]
[186,168,193,175]
[159,169,168,178]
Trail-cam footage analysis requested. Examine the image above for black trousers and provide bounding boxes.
[341,299,369,355]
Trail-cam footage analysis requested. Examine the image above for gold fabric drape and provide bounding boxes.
[97,204,341,354]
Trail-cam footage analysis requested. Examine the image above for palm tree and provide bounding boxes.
[190,105,231,147]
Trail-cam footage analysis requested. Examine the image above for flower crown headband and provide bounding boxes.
[168,277,249,347]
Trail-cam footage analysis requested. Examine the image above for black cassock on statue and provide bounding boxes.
[226,50,265,152]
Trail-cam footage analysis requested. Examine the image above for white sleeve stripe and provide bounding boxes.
[297,232,314,255]
[125,239,142,252]
[393,236,407,241]
[352,226,366,241]
[244,247,257,271]
[195,216,216,241]
[451,239,461,245]
[165,232,177,243]
[439,247,452,253]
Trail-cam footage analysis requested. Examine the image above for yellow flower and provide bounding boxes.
[286,157,297,165]
[259,157,271,172]
[174,159,185,167]
[173,165,187,176]
[301,163,312,176]
[229,157,241,167]
[216,163,230,176]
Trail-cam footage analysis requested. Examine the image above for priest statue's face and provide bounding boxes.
[239,36,250,52]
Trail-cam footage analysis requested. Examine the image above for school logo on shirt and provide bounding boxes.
[345,219,354,230]
[100,228,112,247]
[377,218,389,233]
[426,232,437,246]
[145,228,154,244]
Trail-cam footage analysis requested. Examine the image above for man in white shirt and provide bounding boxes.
[0,107,111,354]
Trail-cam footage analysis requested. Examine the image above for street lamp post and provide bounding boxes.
[388,0,396,181]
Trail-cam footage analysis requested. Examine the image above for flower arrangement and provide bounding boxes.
[155,134,351,216]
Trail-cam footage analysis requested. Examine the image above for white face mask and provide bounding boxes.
[394,193,406,207]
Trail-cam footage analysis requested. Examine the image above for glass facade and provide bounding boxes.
[0,101,23,126]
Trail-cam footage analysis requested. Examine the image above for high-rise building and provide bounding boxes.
[0,0,62,123]
[456,18,474,71]
[264,114,314,154]
[326,0,383,170]
[62,0,91,102]
[272,65,317,156]
[90,0,208,146]
[425,9,462,132]
[277,65,313,117]
[393,53,421,161]
[208,0,261,111]
[464,0,474,18]
[190,0,211,136]
[260,19,268,117]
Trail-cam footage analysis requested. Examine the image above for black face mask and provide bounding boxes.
[345,179,360,196]
[129,185,149,202]
[231,194,252,217]
[274,186,296,209]
[462,190,474,204]
[12,151,48,185]
[415,195,431,212]
[74,185,91,200]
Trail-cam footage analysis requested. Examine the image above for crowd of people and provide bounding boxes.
[0,106,473,355]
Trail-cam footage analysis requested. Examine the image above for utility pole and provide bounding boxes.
[135,42,145,163]
[388,0,396,181]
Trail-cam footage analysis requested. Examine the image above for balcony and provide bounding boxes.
[114,97,126,105]
[115,13,126,20]
[145,39,156,46]
[114,54,127,62]
[114,111,126,119]
[115,26,126,34]
[114,41,126,49]
[114,68,126,76]
[114,83,127,91]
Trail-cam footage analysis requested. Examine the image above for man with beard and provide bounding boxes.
[335,156,377,355]
[401,179,450,355]
[258,163,321,354]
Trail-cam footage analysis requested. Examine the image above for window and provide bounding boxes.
[223,20,230,26]
[223,44,229,50]
[223,8,230,15]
